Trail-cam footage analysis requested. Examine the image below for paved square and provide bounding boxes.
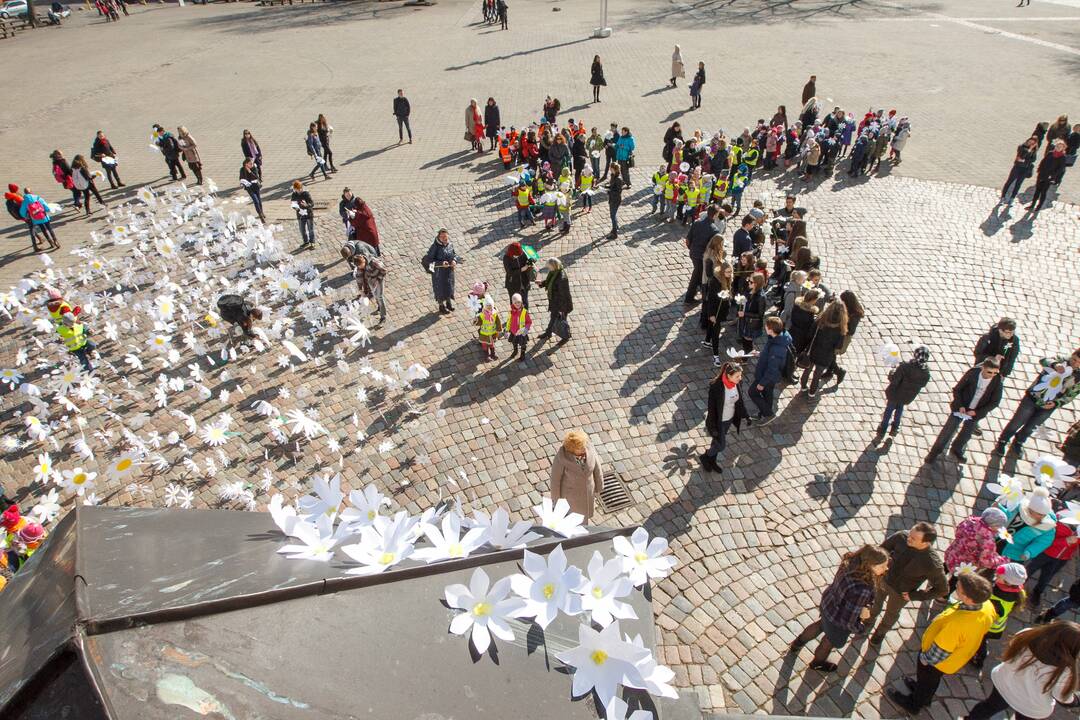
[1,1,1079,717]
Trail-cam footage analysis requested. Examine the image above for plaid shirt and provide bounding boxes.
[820,572,875,633]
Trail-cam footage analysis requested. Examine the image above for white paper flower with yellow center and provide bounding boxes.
[1032,456,1075,490]
[444,567,525,655]
[509,544,583,629]
[62,467,97,496]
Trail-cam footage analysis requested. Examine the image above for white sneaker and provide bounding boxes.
[713,355,722,367]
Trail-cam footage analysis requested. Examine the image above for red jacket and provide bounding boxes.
[350,203,379,249]
[1045,521,1080,560]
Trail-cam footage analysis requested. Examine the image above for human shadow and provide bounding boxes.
[979,204,1009,237]
[809,439,891,527]
[885,450,967,534]
[442,345,555,409]
[419,149,477,171]
[340,143,401,166]
[443,37,593,71]
[641,86,675,98]
[659,108,693,124]
[613,298,685,372]
[1008,215,1036,243]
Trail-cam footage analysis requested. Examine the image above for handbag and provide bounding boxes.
[464,130,473,142]
[796,325,819,369]
[553,315,570,340]
[627,152,636,169]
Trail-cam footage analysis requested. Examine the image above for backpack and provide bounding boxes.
[52,165,73,189]
[26,201,47,222]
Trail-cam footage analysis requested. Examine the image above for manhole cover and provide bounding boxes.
[597,471,633,513]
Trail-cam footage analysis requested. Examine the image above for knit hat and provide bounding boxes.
[913,345,931,365]
[996,562,1027,587]
[1,505,20,531]
[7,183,17,193]
[1027,487,1053,516]
[47,289,63,301]
[18,522,44,544]
[470,281,487,296]
[749,208,765,220]
[980,507,1007,528]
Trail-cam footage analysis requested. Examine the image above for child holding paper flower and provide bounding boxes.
[474,296,504,360]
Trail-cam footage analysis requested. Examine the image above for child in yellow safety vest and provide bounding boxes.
[664,173,682,223]
[474,296,504,360]
[970,562,1027,669]
[513,182,534,228]
[540,189,558,230]
[682,179,701,226]
[506,293,532,363]
[45,288,81,327]
[56,311,96,372]
[579,164,595,213]
[557,191,572,234]
[650,165,667,215]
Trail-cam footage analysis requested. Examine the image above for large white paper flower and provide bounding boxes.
[413,513,488,563]
[575,550,638,627]
[340,511,418,576]
[534,497,588,538]
[509,545,583,629]
[200,423,230,447]
[25,415,48,442]
[555,621,651,708]
[444,567,525,655]
[269,494,300,536]
[32,452,53,485]
[877,342,901,367]
[297,473,344,521]
[987,475,1025,510]
[1033,365,1073,402]
[622,632,679,699]
[278,515,339,562]
[31,489,62,524]
[339,484,391,532]
[1032,456,1075,490]
[61,467,97,496]
[286,408,325,439]
[471,507,541,549]
[612,527,677,587]
[52,367,82,396]
[604,697,655,720]
[0,368,23,389]
[1058,500,1080,527]
[106,452,139,482]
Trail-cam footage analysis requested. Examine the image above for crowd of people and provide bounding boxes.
[998,114,1079,215]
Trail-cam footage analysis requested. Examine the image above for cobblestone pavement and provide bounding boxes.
[2,2,1080,718]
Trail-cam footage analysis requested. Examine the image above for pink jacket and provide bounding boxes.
[944,516,1007,572]
[507,306,532,335]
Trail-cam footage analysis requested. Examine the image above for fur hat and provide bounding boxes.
[996,562,1027,587]
[1027,487,1052,516]
[1,504,20,531]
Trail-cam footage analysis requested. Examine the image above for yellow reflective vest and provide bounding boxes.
[58,323,88,352]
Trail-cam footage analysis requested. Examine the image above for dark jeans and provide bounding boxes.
[103,163,122,187]
[602,151,614,178]
[800,362,828,394]
[908,659,943,711]
[165,156,186,180]
[749,383,774,417]
[685,255,703,302]
[620,162,631,186]
[309,160,330,180]
[966,687,1034,720]
[396,116,412,141]
[188,162,203,184]
[705,421,732,459]
[77,184,105,213]
[544,311,569,339]
[1045,596,1078,621]
[879,402,905,432]
[1029,178,1052,210]
[298,216,315,245]
[691,91,702,109]
[999,395,1054,448]
[323,145,334,170]
[929,413,977,456]
[1001,164,1028,200]
[1027,553,1067,599]
[245,187,264,217]
[35,221,57,245]
[609,202,620,233]
[71,340,97,372]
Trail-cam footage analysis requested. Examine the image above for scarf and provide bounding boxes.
[721,373,737,390]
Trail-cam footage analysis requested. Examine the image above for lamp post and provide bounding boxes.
[592,0,611,38]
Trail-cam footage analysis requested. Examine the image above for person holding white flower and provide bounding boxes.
[926,358,1003,464]
[995,349,1080,457]
[550,430,604,521]
[877,345,931,437]
[290,180,316,248]
[999,486,1057,564]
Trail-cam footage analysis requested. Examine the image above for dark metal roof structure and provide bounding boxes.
[0,506,702,719]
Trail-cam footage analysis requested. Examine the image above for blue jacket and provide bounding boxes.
[306,133,323,157]
[19,194,52,225]
[615,134,635,162]
[754,331,792,386]
[1001,504,1058,562]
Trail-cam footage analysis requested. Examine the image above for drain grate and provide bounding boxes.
[597,471,633,513]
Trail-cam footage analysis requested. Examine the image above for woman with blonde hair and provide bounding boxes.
[176,126,203,185]
[670,44,685,87]
[466,99,484,153]
[800,299,847,397]
[550,430,604,520]
[963,621,1079,719]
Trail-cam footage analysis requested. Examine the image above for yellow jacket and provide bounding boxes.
[57,323,89,352]
[920,601,995,674]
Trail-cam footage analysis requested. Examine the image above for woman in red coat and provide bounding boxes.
[350,198,380,256]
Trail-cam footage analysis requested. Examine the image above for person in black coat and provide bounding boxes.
[503,241,534,308]
[702,362,751,474]
[590,55,606,103]
[571,134,587,188]
[90,131,123,189]
[926,358,1003,463]
[484,98,501,151]
[878,346,931,437]
[662,122,683,165]
[737,273,767,353]
[393,89,413,144]
[1027,140,1067,214]
[799,300,847,397]
[536,257,572,344]
[689,62,705,110]
[822,290,864,385]
[290,180,316,248]
[241,129,263,180]
[787,291,821,354]
[974,318,1021,378]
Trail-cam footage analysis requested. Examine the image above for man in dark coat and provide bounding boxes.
[338,188,360,240]
[683,204,724,305]
[1027,140,1067,214]
[926,358,1003,463]
[878,346,931,436]
[750,317,792,422]
[393,90,412,144]
[421,228,462,314]
[973,317,1020,378]
[864,523,948,647]
[732,214,754,258]
[536,258,572,344]
[153,124,186,181]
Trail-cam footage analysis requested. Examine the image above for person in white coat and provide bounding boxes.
[670,45,685,87]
